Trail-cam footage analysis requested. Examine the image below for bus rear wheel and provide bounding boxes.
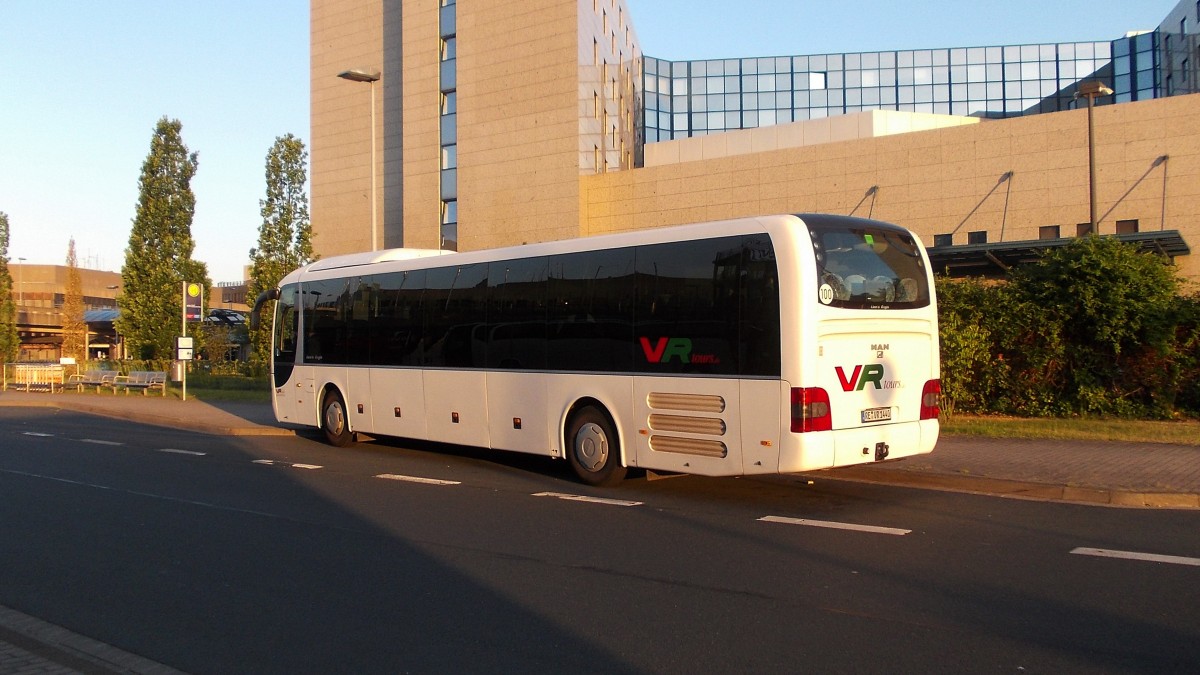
[566,406,626,487]
[321,389,355,447]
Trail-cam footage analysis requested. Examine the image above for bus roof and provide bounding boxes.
[282,213,905,284]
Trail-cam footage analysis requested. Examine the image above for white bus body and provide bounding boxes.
[257,214,940,485]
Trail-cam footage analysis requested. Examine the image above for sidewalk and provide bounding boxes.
[1,389,1197,508]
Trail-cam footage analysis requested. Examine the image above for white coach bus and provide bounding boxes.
[251,214,940,486]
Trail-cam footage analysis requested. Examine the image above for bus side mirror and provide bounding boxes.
[249,288,280,332]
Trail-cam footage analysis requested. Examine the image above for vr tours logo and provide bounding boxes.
[835,364,902,391]
[639,337,720,365]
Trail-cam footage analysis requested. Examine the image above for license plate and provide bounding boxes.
[861,407,892,423]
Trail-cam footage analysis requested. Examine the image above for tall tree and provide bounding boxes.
[0,211,18,363]
[248,134,314,367]
[61,238,86,362]
[116,117,211,360]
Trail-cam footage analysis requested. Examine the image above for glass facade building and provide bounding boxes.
[642,32,1174,143]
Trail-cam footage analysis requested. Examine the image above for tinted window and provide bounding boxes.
[547,248,635,372]
[739,235,781,377]
[635,236,744,376]
[303,278,350,364]
[369,270,426,366]
[810,223,931,310]
[423,264,488,367]
[487,257,548,369]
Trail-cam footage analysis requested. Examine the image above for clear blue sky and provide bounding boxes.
[0,1,1172,283]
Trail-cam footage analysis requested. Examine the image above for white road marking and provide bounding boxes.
[157,448,207,456]
[376,473,461,486]
[22,432,54,437]
[759,515,911,536]
[532,492,643,507]
[252,460,323,470]
[81,439,122,446]
[1071,547,1200,567]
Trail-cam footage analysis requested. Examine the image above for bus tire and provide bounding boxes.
[566,406,626,487]
[321,389,355,447]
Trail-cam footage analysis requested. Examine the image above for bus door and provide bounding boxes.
[272,285,301,422]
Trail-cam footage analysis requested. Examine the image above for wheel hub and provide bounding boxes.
[574,422,608,471]
[325,401,345,435]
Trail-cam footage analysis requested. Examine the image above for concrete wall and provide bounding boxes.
[583,93,1200,280]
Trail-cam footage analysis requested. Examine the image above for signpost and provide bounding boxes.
[180,282,203,401]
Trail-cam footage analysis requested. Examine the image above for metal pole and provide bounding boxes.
[1086,94,1098,235]
[370,79,378,251]
[181,281,187,401]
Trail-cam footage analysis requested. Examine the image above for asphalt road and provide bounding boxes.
[2,407,1198,674]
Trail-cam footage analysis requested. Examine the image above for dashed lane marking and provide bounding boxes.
[22,432,53,437]
[376,473,462,486]
[252,460,323,470]
[759,515,912,536]
[532,492,643,507]
[1071,547,1200,567]
[157,448,207,456]
[80,439,123,446]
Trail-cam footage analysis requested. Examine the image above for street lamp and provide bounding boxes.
[16,257,25,305]
[1075,80,1114,235]
[338,68,382,252]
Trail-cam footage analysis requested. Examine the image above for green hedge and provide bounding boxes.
[937,236,1200,419]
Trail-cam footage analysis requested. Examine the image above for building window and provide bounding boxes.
[967,230,988,245]
[440,0,457,252]
[1076,222,1093,236]
[932,233,954,247]
[1039,225,1060,240]
[1115,219,1139,234]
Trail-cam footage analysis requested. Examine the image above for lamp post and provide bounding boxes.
[16,257,25,305]
[1075,80,1114,235]
[106,284,121,360]
[338,68,382,251]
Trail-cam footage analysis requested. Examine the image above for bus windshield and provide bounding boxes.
[809,221,931,310]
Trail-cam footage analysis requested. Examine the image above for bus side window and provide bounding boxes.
[275,285,298,359]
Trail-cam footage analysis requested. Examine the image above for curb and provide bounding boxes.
[815,465,1200,509]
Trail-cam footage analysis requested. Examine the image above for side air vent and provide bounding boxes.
[648,414,727,436]
[647,392,726,413]
[650,436,728,458]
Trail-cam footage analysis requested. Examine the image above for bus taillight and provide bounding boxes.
[920,379,941,420]
[791,387,832,433]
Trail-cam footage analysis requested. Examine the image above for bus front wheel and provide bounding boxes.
[321,389,355,447]
[566,406,626,487]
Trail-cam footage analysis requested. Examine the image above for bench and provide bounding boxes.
[3,364,65,393]
[112,370,168,396]
[67,369,118,393]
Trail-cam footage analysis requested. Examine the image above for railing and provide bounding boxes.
[2,363,66,392]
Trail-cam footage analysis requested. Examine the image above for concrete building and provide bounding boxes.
[9,264,121,362]
[7,265,250,363]
[311,0,1197,279]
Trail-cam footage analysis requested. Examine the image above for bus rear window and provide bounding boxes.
[809,223,930,310]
